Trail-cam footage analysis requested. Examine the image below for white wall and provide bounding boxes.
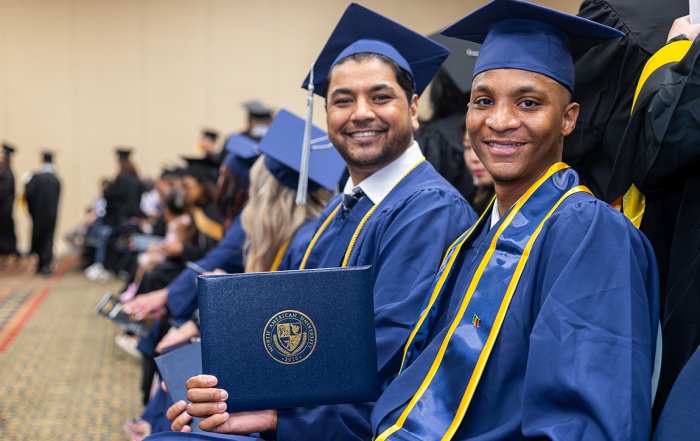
[0,0,581,252]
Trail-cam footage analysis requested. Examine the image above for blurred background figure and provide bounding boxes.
[461,120,494,215]
[241,100,274,141]
[198,129,222,165]
[85,148,145,282]
[24,150,61,275]
[0,142,19,267]
[414,33,480,200]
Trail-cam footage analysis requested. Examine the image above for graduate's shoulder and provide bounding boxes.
[373,176,476,236]
[547,192,649,246]
[380,166,474,222]
[388,160,471,209]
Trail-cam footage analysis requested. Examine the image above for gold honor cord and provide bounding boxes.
[376,162,573,441]
[299,157,426,270]
[269,237,292,272]
[191,207,224,241]
[617,39,693,229]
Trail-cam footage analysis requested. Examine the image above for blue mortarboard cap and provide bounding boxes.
[222,134,260,182]
[257,109,345,192]
[441,0,624,93]
[302,3,450,97]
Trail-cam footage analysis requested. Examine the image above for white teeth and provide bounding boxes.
[488,142,524,148]
[351,131,379,138]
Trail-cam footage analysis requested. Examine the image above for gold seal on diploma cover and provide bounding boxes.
[263,310,317,365]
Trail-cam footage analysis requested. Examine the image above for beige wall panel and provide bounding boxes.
[0,0,582,254]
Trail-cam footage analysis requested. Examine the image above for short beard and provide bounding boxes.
[333,126,412,172]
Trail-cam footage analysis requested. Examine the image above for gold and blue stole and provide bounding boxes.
[375,163,592,441]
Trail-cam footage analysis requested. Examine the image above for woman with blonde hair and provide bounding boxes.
[241,156,330,273]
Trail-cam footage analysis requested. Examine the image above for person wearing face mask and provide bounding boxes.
[241,101,274,141]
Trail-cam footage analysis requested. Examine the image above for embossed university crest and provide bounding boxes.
[263,310,317,365]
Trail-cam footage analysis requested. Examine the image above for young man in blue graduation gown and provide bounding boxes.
[369,2,660,440]
[167,4,476,440]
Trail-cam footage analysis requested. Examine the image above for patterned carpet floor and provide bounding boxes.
[0,256,143,440]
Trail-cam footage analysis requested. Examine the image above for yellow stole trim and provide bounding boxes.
[619,39,692,228]
[398,197,494,373]
[191,207,223,241]
[300,158,426,270]
[269,237,292,272]
[442,186,591,440]
[378,163,590,441]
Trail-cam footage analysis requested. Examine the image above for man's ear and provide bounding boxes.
[409,94,420,132]
[561,101,579,137]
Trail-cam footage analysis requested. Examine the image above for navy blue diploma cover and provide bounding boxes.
[197,266,378,411]
[154,341,205,432]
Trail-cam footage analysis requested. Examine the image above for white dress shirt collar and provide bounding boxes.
[342,141,424,204]
[490,199,501,230]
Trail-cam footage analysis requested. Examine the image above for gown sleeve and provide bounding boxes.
[521,201,659,440]
[167,217,246,325]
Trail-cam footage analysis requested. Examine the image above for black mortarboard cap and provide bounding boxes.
[115,147,133,160]
[42,150,54,163]
[2,143,16,156]
[180,156,220,184]
[202,129,219,142]
[243,101,274,118]
[429,32,481,94]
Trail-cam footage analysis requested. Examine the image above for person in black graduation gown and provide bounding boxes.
[605,18,700,422]
[562,0,699,421]
[85,148,145,281]
[104,148,144,228]
[200,129,223,166]
[0,143,18,263]
[25,151,61,275]
[564,0,688,200]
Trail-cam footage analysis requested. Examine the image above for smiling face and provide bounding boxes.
[467,69,578,193]
[325,57,419,183]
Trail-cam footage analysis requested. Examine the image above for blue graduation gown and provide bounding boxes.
[371,193,660,440]
[167,217,246,325]
[275,161,477,441]
[274,219,319,272]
